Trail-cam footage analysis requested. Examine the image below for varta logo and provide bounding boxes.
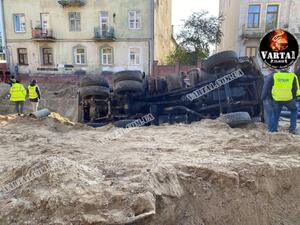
[259,29,299,69]
[261,51,296,60]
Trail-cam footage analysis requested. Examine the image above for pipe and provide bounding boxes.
[31,108,51,118]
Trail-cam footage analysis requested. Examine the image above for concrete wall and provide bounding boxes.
[3,0,173,75]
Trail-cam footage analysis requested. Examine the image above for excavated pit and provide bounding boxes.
[0,115,300,225]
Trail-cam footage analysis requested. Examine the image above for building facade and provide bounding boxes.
[3,0,174,75]
[218,0,300,72]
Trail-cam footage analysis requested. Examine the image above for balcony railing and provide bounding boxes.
[58,0,86,7]
[241,25,265,39]
[94,27,116,41]
[32,28,55,41]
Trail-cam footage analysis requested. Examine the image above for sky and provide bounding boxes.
[172,0,219,34]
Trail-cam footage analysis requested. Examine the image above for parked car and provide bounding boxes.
[78,51,264,127]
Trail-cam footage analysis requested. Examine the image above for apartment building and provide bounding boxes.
[218,0,300,71]
[2,0,174,75]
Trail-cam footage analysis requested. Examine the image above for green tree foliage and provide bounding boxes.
[166,11,223,65]
[166,48,206,65]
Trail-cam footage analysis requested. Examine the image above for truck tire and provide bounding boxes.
[113,80,144,95]
[202,51,239,73]
[219,112,252,127]
[79,86,110,98]
[113,70,143,83]
[80,75,109,88]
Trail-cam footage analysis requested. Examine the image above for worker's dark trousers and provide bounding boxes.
[15,101,24,114]
[263,98,275,132]
[273,100,297,132]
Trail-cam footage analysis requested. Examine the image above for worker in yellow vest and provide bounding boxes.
[9,79,27,115]
[27,80,41,112]
[271,70,299,134]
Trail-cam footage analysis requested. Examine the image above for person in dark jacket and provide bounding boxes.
[261,69,275,132]
[264,69,299,134]
[27,80,41,112]
[9,75,16,87]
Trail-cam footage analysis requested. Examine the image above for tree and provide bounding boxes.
[166,11,223,65]
[166,47,204,65]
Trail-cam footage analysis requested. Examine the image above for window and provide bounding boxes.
[100,11,109,35]
[74,47,86,65]
[41,13,50,31]
[129,48,140,65]
[266,5,279,31]
[17,48,28,65]
[128,11,141,29]
[69,12,81,31]
[42,48,53,65]
[246,47,257,57]
[101,47,113,65]
[13,14,26,32]
[247,5,260,28]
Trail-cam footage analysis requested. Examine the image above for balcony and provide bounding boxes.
[58,0,86,7]
[32,28,55,42]
[241,25,265,40]
[94,27,116,41]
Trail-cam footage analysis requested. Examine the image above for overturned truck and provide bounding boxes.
[78,51,264,127]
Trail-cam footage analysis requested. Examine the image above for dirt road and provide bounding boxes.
[0,114,300,225]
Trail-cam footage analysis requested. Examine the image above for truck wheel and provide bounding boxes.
[202,51,238,73]
[113,80,144,95]
[80,75,109,88]
[79,86,110,98]
[113,70,143,83]
[218,112,252,127]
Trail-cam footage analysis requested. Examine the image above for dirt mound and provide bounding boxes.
[0,113,84,134]
[0,118,300,225]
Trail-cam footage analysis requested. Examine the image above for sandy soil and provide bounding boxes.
[0,83,78,121]
[0,113,299,225]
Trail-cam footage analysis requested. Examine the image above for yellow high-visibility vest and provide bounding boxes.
[28,85,38,99]
[272,72,295,101]
[293,74,300,96]
[10,83,26,102]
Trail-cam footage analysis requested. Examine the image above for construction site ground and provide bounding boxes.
[0,82,300,225]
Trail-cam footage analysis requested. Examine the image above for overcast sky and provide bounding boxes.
[172,0,219,34]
